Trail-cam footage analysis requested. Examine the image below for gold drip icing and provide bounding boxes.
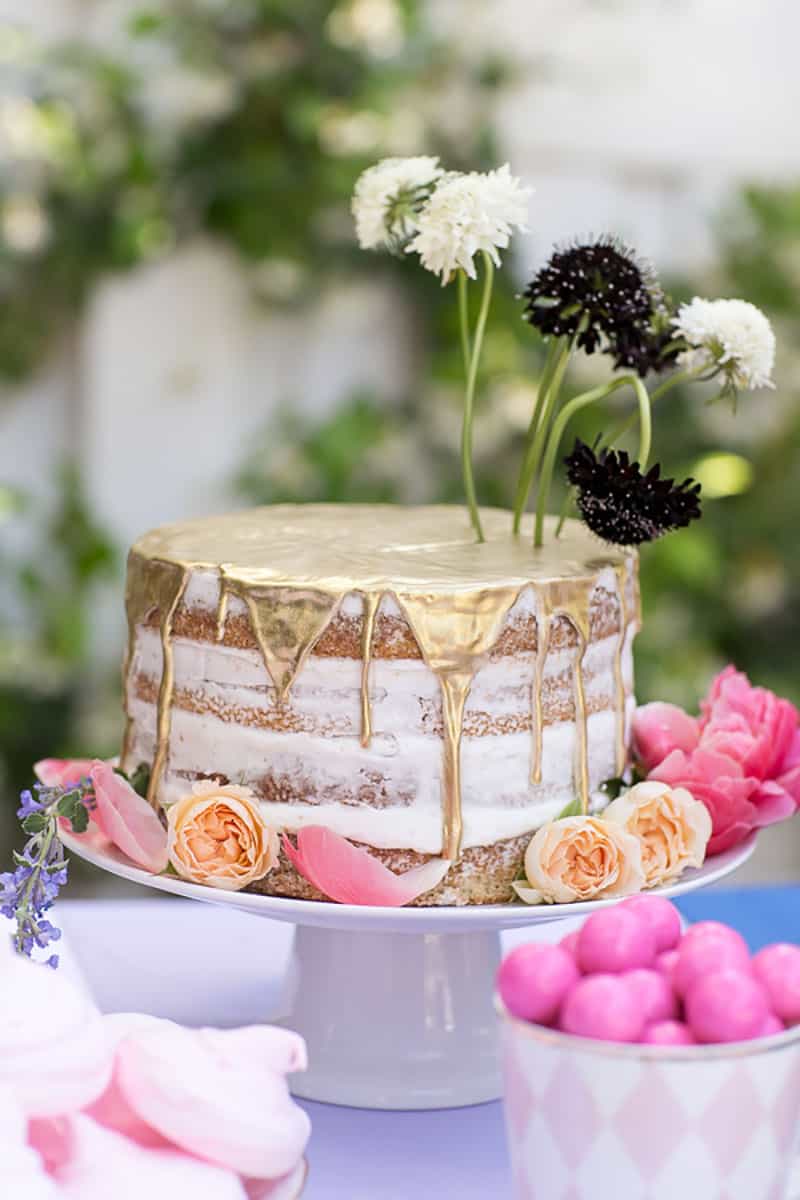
[122,552,189,806]
[124,505,635,847]
[359,592,380,748]
[535,579,595,814]
[612,562,631,776]
[395,586,520,859]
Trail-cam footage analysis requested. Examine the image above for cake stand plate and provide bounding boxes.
[61,832,756,1110]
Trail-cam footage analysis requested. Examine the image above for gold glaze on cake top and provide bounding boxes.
[124,505,638,861]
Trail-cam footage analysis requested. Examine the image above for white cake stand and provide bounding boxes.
[61,831,756,1110]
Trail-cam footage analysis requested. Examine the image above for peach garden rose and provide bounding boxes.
[513,816,645,905]
[167,781,280,891]
[603,779,711,887]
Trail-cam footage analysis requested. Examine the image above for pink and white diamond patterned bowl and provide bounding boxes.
[499,1004,800,1200]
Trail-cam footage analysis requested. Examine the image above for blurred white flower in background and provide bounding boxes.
[319,106,385,157]
[351,155,442,249]
[327,0,406,58]
[143,68,237,131]
[674,297,776,391]
[407,164,532,282]
[1,194,49,254]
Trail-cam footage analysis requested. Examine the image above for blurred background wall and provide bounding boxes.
[1,0,798,881]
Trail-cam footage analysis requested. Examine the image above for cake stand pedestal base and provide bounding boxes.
[277,925,505,1110]
[58,830,756,1111]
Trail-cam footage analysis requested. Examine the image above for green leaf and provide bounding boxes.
[129,763,151,799]
[67,805,90,834]
[56,790,82,817]
[599,776,627,802]
[21,812,48,835]
[556,796,583,820]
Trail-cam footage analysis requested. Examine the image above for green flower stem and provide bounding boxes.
[510,338,562,532]
[511,339,571,534]
[15,821,56,954]
[457,270,471,376]
[533,374,652,547]
[460,252,494,543]
[601,367,694,452]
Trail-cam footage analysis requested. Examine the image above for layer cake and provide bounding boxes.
[120,504,639,904]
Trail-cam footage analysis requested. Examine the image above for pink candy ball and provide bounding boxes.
[753,944,800,1024]
[622,895,683,953]
[642,1020,697,1046]
[623,968,678,1025]
[497,943,580,1025]
[685,969,770,1044]
[655,949,680,986]
[673,922,751,997]
[577,907,657,975]
[561,975,645,1043]
[560,931,581,963]
[758,1014,786,1038]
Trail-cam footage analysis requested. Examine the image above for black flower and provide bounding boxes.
[611,326,681,378]
[564,438,702,546]
[523,237,656,356]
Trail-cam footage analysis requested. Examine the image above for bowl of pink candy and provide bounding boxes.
[497,895,800,1200]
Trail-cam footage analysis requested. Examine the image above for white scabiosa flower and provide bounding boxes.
[673,297,776,391]
[351,155,442,251]
[407,164,532,283]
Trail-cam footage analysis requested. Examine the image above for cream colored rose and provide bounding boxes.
[167,781,280,891]
[513,816,645,905]
[603,779,712,888]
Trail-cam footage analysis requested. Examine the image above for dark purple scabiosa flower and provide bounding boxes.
[564,438,702,546]
[522,236,657,356]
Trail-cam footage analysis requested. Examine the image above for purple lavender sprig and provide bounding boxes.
[0,779,93,968]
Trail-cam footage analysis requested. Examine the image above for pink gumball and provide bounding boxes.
[758,1014,785,1038]
[685,969,770,1044]
[560,975,644,1043]
[623,968,678,1025]
[673,923,751,997]
[576,907,657,975]
[655,949,680,986]
[622,895,683,953]
[497,943,580,1025]
[560,931,581,963]
[753,944,800,1024]
[642,1021,697,1046]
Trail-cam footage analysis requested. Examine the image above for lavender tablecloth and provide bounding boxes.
[60,889,800,1200]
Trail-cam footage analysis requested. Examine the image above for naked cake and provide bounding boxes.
[120,503,639,904]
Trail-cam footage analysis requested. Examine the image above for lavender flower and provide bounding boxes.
[2,779,93,967]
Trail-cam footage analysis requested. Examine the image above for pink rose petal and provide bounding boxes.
[27,1116,76,1174]
[282,826,450,906]
[34,759,96,788]
[114,1024,310,1179]
[90,761,169,873]
[56,1115,247,1200]
[632,703,700,772]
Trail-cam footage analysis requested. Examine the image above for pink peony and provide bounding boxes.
[643,666,800,855]
[632,703,700,773]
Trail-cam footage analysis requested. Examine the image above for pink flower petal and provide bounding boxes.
[632,702,699,772]
[0,956,113,1118]
[34,759,96,788]
[56,1115,248,1200]
[283,826,450,906]
[27,1117,76,1174]
[114,1024,310,1179]
[751,781,799,828]
[90,761,169,873]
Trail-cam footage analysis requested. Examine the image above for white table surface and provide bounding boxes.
[61,897,517,1200]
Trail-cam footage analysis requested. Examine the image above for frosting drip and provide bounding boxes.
[124,504,637,857]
